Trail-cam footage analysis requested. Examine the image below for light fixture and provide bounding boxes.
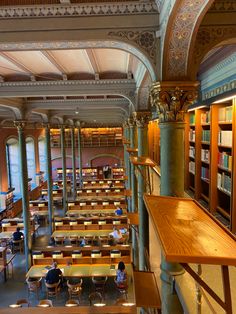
[122,302,135,306]
[94,303,106,307]
[75,108,79,115]
[187,105,208,112]
[212,95,236,104]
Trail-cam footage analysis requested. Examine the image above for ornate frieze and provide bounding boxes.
[133,111,151,127]
[150,82,198,122]
[202,79,236,101]
[194,26,236,66]
[163,0,209,80]
[14,120,26,130]
[0,2,159,19]
[108,30,157,64]
[209,1,236,12]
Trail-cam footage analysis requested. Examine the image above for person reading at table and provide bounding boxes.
[12,227,24,241]
[115,261,127,288]
[115,206,123,216]
[45,262,62,285]
[109,227,124,244]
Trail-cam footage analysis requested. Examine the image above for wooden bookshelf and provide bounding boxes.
[185,98,236,232]
[0,188,14,221]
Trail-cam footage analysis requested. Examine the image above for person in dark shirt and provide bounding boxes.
[45,262,62,284]
[12,227,24,241]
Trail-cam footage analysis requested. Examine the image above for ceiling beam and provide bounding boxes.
[0,79,136,103]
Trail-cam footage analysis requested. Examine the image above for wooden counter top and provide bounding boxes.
[130,156,156,167]
[144,195,236,266]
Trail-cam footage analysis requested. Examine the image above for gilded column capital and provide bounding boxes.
[123,120,129,129]
[150,81,199,123]
[14,120,27,131]
[128,117,135,128]
[133,111,151,128]
[42,122,51,130]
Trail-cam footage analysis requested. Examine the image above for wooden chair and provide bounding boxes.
[92,276,108,296]
[67,279,83,299]
[54,236,64,246]
[26,277,42,299]
[89,292,103,306]
[65,299,79,307]
[37,299,53,307]
[114,278,128,299]
[68,236,78,246]
[45,281,61,299]
[12,239,24,254]
[16,299,30,307]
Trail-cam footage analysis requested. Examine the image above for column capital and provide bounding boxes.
[123,120,129,129]
[14,120,27,130]
[133,111,151,128]
[150,81,199,123]
[128,117,136,128]
[42,122,51,129]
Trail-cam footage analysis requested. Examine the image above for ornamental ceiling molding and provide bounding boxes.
[0,40,156,82]
[201,79,236,101]
[193,26,236,77]
[208,1,236,12]
[163,0,211,80]
[0,2,159,18]
[108,30,158,67]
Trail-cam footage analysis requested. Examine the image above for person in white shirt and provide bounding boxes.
[109,227,125,244]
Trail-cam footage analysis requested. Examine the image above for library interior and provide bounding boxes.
[0,0,235,313]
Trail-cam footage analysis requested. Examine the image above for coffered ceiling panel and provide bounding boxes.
[93,49,129,74]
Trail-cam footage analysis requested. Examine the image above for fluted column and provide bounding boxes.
[44,123,53,235]
[77,124,83,187]
[60,125,67,210]
[123,121,130,191]
[70,126,76,199]
[133,111,151,271]
[150,81,199,314]
[14,121,31,271]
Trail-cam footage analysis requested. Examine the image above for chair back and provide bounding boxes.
[16,299,30,307]
[89,292,103,306]
[45,281,60,298]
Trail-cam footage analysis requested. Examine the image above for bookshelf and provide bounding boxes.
[56,167,124,180]
[185,99,236,232]
[0,188,14,221]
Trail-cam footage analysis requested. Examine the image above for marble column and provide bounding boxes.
[150,81,199,314]
[44,123,53,235]
[71,126,76,199]
[14,121,31,271]
[133,111,151,271]
[77,124,83,187]
[60,125,67,210]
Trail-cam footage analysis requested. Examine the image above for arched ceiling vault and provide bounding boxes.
[0,0,160,127]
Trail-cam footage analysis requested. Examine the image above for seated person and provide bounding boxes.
[45,262,62,284]
[12,227,24,241]
[115,261,127,287]
[53,184,60,190]
[115,207,123,216]
[109,227,125,244]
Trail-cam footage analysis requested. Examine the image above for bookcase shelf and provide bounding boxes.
[0,188,15,221]
[185,98,236,232]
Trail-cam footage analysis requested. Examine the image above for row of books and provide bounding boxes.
[218,106,232,122]
[189,161,195,174]
[202,130,210,143]
[218,130,232,147]
[217,172,231,194]
[201,111,210,124]
[189,129,196,142]
[201,149,210,163]
[189,146,195,158]
[218,152,232,171]
[201,166,210,181]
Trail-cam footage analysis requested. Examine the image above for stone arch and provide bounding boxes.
[88,154,122,168]
[162,0,214,80]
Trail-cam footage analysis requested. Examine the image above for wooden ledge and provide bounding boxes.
[127,213,139,225]
[130,156,156,167]
[126,148,138,154]
[133,270,161,309]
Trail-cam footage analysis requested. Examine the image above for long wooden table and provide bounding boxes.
[26,263,132,279]
[144,194,236,314]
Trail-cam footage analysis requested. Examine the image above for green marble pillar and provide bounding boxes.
[60,125,67,211]
[71,126,76,199]
[150,81,199,314]
[45,124,53,235]
[123,122,130,190]
[77,125,83,187]
[15,121,31,271]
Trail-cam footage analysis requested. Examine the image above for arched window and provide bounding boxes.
[38,136,46,179]
[6,137,21,196]
[26,137,36,188]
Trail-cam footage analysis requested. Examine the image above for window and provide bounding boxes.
[6,138,21,196]
[26,137,36,188]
